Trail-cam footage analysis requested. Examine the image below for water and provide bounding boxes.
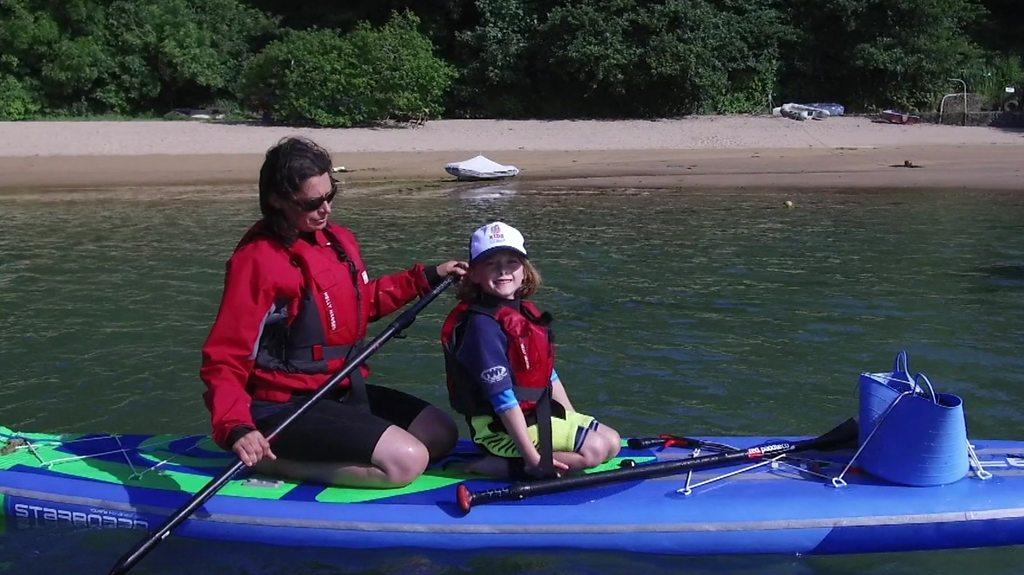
[1,184,1023,573]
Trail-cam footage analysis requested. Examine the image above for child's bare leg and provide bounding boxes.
[464,455,515,477]
[595,424,622,459]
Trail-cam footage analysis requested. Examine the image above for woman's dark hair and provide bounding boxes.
[259,137,333,245]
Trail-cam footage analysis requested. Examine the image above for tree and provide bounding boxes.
[781,0,987,111]
[0,0,276,116]
[457,0,785,117]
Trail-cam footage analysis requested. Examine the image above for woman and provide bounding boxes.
[201,137,465,487]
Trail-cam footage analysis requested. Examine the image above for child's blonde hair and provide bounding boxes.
[456,256,542,301]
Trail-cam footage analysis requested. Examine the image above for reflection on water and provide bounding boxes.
[450,184,518,200]
[1,185,1023,573]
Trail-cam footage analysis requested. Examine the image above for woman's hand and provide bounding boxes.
[232,430,277,467]
[436,260,468,278]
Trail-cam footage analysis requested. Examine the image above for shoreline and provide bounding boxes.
[1,118,1022,191]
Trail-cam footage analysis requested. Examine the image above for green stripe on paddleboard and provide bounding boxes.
[586,457,655,473]
[2,426,658,505]
[316,471,464,503]
[314,456,656,504]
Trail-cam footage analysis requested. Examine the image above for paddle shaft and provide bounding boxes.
[110,275,457,575]
[459,418,857,512]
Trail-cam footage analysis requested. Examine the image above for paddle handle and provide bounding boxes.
[459,419,857,513]
[109,274,457,575]
[626,435,738,451]
[626,437,667,449]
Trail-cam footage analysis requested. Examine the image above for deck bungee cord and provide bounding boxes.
[1,431,217,481]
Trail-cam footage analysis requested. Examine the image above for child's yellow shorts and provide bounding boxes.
[469,407,599,458]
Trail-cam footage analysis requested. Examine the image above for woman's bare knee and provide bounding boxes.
[371,427,429,486]
[407,406,458,460]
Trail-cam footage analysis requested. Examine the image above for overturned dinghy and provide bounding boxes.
[445,155,519,181]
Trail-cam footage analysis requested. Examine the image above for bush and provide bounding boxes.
[965,54,1023,110]
[348,12,455,122]
[240,12,453,126]
[0,73,41,120]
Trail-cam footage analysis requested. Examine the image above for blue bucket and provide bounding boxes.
[857,357,969,486]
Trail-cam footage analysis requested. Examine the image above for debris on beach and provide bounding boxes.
[772,103,843,121]
[774,102,831,120]
[445,155,520,181]
[891,160,922,168]
[164,108,226,121]
[806,103,845,117]
[879,110,921,125]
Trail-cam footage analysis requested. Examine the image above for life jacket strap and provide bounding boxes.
[287,343,356,362]
[340,341,369,411]
[512,386,547,402]
[534,384,556,478]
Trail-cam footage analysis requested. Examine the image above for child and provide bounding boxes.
[440,221,620,478]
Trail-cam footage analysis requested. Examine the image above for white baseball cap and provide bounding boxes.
[469,221,528,263]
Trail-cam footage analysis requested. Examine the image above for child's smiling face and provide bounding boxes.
[470,251,525,300]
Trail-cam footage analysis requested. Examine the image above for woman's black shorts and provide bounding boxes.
[251,384,430,464]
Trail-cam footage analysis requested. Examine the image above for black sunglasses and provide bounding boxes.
[291,180,338,212]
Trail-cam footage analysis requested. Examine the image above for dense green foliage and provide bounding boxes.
[0,73,40,120]
[1,0,1021,121]
[538,0,782,116]
[0,0,275,117]
[782,0,989,110]
[453,0,784,117]
[238,12,453,126]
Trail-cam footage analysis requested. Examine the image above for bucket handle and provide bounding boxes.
[892,350,910,374]
[912,372,938,404]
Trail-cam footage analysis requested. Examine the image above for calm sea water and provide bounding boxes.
[1,183,1023,574]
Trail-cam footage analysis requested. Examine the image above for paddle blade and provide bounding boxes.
[811,418,859,451]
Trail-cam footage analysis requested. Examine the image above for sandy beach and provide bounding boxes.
[1,117,1021,191]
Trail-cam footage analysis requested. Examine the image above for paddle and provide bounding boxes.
[457,418,858,513]
[109,274,458,575]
